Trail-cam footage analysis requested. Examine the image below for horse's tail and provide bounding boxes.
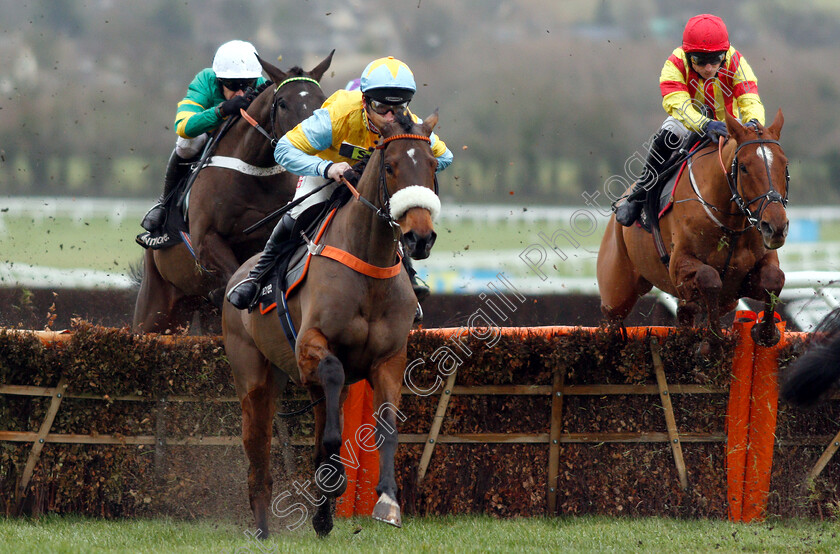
[128,257,145,289]
[781,307,840,407]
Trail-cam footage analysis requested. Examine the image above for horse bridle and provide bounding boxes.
[721,138,789,229]
[341,133,439,238]
[241,76,322,147]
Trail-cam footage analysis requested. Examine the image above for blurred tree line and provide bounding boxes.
[1,0,839,205]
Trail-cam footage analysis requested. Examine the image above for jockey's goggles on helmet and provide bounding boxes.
[367,98,409,115]
[219,78,257,91]
[689,51,726,67]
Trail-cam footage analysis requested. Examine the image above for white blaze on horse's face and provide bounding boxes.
[407,148,418,166]
[757,145,773,166]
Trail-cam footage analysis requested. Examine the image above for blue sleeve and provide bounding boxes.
[273,108,335,177]
[274,136,332,178]
[435,143,453,173]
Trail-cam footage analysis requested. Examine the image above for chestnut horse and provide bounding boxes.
[133,52,333,333]
[598,109,789,346]
[222,112,441,537]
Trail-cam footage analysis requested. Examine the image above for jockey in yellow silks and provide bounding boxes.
[614,14,766,227]
[227,56,453,314]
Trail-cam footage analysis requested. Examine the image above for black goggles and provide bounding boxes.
[219,78,257,91]
[367,98,409,115]
[689,52,726,67]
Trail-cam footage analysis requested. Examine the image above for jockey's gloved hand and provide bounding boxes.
[745,119,760,130]
[704,120,729,142]
[217,95,251,117]
[243,87,259,103]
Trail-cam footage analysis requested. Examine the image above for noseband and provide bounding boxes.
[723,138,789,229]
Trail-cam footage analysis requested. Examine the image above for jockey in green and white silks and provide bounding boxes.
[227,56,453,314]
[141,40,267,232]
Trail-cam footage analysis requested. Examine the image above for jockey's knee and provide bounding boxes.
[175,134,207,159]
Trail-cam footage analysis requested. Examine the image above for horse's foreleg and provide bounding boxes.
[369,348,408,528]
[673,255,723,336]
[297,328,346,537]
[741,253,785,347]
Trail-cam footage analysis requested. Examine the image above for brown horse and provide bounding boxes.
[133,52,333,333]
[222,111,441,537]
[598,109,788,347]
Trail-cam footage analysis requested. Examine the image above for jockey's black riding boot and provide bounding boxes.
[614,129,679,227]
[226,212,296,310]
[141,150,191,232]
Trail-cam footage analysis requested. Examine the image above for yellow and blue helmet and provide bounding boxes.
[359,56,416,104]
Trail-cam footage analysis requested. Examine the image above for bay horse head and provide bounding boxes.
[373,110,441,260]
[724,109,789,250]
[251,51,334,143]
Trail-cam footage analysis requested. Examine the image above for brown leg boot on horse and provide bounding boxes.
[226,212,296,310]
[141,149,193,232]
[614,129,681,227]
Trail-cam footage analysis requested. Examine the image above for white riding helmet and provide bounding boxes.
[212,40,262,79]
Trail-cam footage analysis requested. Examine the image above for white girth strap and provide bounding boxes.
[205,156,287,177]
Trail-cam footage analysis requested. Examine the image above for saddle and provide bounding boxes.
[254,187,353,348]
[637,135,708,233]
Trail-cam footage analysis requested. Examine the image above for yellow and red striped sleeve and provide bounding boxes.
[659,48,709,132]
[726,51,765,125]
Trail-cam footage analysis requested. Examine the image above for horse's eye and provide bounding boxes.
[277,98,287,110]
[739,163,748,174]
[384,163,394,175]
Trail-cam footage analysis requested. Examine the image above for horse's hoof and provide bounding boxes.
[751,323,780,348]
[372,493,402,528]
[312,499,334,537]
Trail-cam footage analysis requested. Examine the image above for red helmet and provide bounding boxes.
[682,14,730,53]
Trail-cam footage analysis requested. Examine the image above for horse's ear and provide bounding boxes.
[421,109,439,136]
[724,111,748,142]
[766,108,784,139]
[256,54,288,84]
[308,50,335,82]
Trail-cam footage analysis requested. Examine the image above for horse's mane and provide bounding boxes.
[286,66,306,77]
[255,81,273,94]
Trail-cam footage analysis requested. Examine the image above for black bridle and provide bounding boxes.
[244,76,323,147]
[343,133,438,232]
[724,138,789,229]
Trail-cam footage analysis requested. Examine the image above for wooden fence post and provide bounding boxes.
[807,428,840,482]
[154,398,167,483]
[650,338,688,490]
[416,370,458,485]
[547,366,566,513]
[15,377,68,512]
